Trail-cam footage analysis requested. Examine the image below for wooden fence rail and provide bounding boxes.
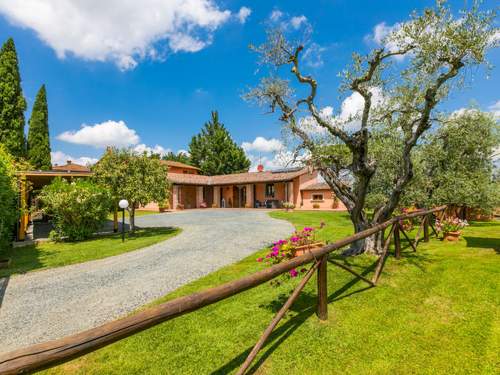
[0,206,446,375]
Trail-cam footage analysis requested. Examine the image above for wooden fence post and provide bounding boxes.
[317,255,328,321]
[394,222,401,259]
[423,215,430,242]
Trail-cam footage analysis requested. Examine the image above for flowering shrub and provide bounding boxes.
[436,217,469,233]
[39,178,111,241]
[282,202,295,210]
[257,222,325,285]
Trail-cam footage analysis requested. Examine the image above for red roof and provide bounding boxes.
[301,182,331,191]
[167,168,308,186]
[161,160,200,170]
[52,162,90,172]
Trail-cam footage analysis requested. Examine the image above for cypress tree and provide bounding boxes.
[27,85,51,170]
[0,38,27,158]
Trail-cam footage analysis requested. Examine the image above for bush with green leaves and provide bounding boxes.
[39,178,111,241]
[0,146,17,249]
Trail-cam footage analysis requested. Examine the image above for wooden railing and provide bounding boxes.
[0,206,446,375]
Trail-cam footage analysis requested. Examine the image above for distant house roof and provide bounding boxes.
[52,161,91,173]
[161,160,200,171]
[301,182,331,191]
[168,168,309,186]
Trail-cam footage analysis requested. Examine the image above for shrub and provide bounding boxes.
[39,178,111,241]
[313,203,320,209]
[0,146,17,249]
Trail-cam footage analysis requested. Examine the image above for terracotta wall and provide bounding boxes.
[254,182,286,203]
[168,166,199,175]
[181,185,197,208]
[300,189,346,210]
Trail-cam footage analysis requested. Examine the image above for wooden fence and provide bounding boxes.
[0,206,446,375]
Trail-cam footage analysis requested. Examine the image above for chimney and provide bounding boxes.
[67,160,72,165]
[257,164,264,172]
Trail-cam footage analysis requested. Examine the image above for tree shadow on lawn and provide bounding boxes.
[212,259,378,374]
[463,236,500,253]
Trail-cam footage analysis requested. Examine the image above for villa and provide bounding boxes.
[143,160,346,211]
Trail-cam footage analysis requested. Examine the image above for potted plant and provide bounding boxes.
[436,217,469,241]
[158,200,170,212]
[312,203,320,209]
[256,223,326,285]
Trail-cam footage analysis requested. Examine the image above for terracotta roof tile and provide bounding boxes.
[301,182,331,191]
[52,163,91,172]
[161,160,200,170]
[167,168,309,186]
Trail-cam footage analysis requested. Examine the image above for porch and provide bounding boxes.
[172,181,295,209]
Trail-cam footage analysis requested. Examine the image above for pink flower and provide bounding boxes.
[291,236,299,243]
[272,245,280,252]
[303,227,313,232]
[289,269,298,277]
[256,257,263,262]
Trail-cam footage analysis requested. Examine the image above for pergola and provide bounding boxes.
[16,169,92,241]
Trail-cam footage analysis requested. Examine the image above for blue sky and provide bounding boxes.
[0,0,498,169]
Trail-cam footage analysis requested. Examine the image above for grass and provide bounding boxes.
[106,210,162,220]
[0,227,180,278]
[43,211,499,374]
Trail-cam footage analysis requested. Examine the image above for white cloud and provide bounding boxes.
[488,100,500,119]
[364,21,406,61]
[299,88,386,134]
[270,10,283,22]
[133,144,171,156]
[0,0,234,70]
[177,149,190,156]
[51,151,98,167]
[237,7,251,24]
[241,137,284,153]
[302,43,326,68]
[57,120,140,148]
[290,15,307,30]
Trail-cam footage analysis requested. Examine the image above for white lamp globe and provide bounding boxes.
[118,199,129,209]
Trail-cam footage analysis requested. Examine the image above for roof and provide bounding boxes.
[161,160,200,170]
[168,168,309,186]
[52,162,91,172]
[301,182,331,191]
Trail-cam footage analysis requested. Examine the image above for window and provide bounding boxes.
[312,193,324,201]
[265,183,275,198]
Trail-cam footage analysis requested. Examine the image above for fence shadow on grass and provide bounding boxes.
[213,258,378,374]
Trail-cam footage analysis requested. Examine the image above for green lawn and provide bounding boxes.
[0,227,180,278]
[106,209,163,221]
[44,211,499,375]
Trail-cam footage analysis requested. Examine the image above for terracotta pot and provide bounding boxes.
[292,242,325,257]
[443,231,461,241]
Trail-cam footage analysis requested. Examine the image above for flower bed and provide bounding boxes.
[257,222,326,285]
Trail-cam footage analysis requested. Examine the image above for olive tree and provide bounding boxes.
[92,148,170,231]
[245,1,498,253]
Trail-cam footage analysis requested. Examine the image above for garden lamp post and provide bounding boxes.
[118,199,129,242]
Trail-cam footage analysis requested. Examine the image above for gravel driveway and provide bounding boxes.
[0,209,293,353]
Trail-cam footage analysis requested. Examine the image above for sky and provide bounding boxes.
[0,0,498,170]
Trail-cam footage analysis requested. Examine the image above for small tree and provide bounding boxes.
[0,38,27,158]
[27,85,52,170]
[245,1,498,253]
[189,111,250,175]
[0,145,17,249]
[92,148,170,231]
[406,110,500,214]
[39,178,111,241]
